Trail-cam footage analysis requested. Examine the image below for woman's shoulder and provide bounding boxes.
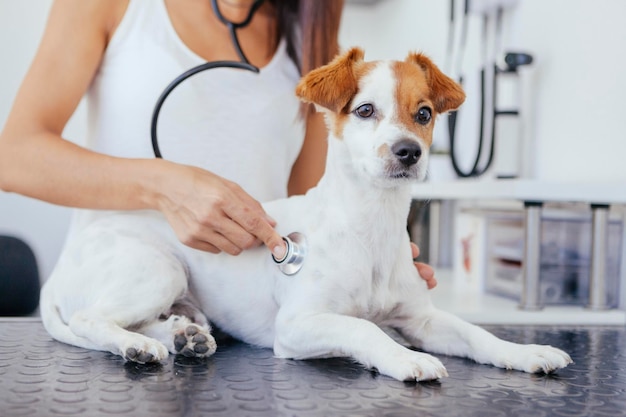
[48,0,129,44]
[98,0,130,45]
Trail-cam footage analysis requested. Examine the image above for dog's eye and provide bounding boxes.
[415,107,432,125]
[354,103,375,119]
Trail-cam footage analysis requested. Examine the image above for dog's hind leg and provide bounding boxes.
[46,217,197,363]
[68,310,170,363]
[395,306,572,374]
[139,304,217,358]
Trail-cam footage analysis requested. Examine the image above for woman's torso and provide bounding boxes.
[86,0,305,203]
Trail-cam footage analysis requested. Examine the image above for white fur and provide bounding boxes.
[40,60,571,380]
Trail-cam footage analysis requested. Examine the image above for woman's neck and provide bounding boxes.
[215,0,266,24]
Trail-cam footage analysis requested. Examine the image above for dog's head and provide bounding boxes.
[296,48,465,187]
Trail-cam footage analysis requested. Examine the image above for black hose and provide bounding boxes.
[150,0,264,158]
[151,61,259,159]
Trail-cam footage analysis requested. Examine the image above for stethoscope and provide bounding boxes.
[446,0,532,178]
[150,0,264,159]
[150,0,307,275]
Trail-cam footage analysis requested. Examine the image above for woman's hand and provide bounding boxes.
[157,163,286,259]
[411,242,437,289]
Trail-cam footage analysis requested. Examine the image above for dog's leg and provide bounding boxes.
[66,292,218,363]
[50,216,196,364]
[140,298,216,358]
[396,306,572,374]
[68,310,170,363]
[139,314,217,358]
[274,311,448,381]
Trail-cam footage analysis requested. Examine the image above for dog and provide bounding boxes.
[40,48,572,381]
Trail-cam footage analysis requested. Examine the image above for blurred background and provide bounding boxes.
[1,1,625,316]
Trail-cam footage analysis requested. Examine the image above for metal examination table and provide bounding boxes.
[1,318,625,417]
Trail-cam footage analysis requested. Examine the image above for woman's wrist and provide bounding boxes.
[134,158,181,213]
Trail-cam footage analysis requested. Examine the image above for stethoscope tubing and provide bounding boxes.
[150,61,259,158]
[150,0,264,159]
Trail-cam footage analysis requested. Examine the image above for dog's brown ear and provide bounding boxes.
[296,47,365,113]
[406,52,465,113]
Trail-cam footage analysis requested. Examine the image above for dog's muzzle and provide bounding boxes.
[391,139,422,167]
[272,232,307,275]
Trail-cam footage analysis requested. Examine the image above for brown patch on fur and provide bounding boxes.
[295,47,377,139]
[391,53,465,146]
[392,61,435,145]
[296,47,364,113]
[377,143,391,159]
[328,60,377,139]
[295,49,464,143]
[405,52,465,114]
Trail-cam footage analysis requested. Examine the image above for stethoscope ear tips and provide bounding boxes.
[272,232,307,276]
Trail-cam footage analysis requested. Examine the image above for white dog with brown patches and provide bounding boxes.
[41,48,572,381]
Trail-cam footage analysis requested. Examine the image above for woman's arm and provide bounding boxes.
[0,0,175,212]
[0,0,285,258]
[287,110,328,196]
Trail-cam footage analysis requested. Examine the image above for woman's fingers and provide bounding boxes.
[415,262,437,289]
[221,183,286,258]
[411,242,437,289]
[162,166,285,257]
[411,242,420,258]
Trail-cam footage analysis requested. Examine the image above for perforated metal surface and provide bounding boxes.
[1,319,625,417]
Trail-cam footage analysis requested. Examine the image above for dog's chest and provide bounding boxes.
[302,199,410,308]
[309,232,404,321]
[345,269,398,324]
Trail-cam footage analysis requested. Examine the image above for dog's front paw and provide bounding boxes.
[378,349,448,382]
[174,325,217,358]
[497,344,573,374]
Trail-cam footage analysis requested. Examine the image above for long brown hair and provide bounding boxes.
[271,0,344,75]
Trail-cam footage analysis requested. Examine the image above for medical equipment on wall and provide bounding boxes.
[150,0,307,275]
[445,0,533,178]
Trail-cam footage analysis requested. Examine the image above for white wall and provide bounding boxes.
[0,1,85,281]
[1,0,625,281]
[511,0,626,182]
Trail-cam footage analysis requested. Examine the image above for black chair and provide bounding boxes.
[0,235,40,316]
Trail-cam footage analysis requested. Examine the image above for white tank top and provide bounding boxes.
[85,0,305,202]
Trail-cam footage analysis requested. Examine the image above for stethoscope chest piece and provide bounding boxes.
[272,232,307,276]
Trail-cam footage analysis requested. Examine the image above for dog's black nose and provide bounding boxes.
[391,140,422,167]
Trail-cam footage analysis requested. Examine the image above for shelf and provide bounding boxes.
[430,270,626,326]
[412,179,626,204]
[412,178,625,318]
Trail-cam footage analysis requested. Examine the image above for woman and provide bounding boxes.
[0,0,435,287]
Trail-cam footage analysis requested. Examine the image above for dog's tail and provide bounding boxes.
[40,284,101,351]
